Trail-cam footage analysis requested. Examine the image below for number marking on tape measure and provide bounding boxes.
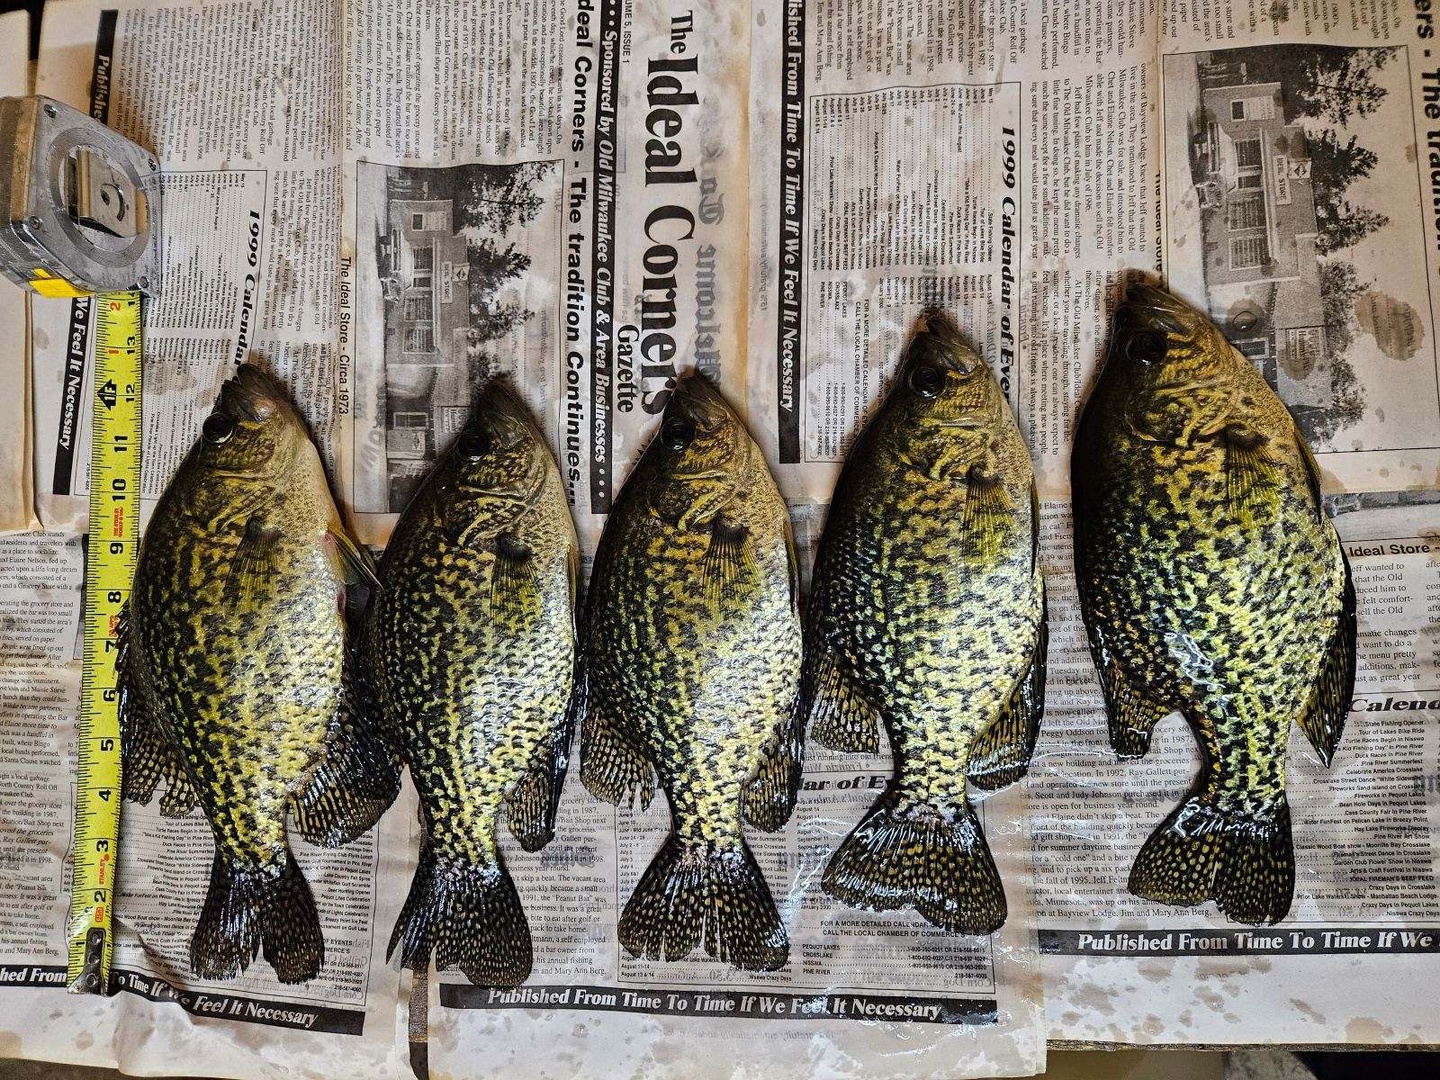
[67,291,142,995]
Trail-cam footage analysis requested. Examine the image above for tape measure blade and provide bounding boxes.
[67,291,141,995]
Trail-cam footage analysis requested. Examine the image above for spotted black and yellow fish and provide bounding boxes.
[1072,283,1356,926]
[364,381,577,986]
[578,374,802,971]
[120,364,398,983]
[802,312,1045,934]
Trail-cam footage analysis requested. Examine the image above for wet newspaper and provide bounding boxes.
[7,0,1440,1075]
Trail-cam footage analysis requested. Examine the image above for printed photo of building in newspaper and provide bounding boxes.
[353,160,561,513]
[1163,46,1438,451]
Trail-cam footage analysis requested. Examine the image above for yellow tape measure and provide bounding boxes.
[67,292,142,995]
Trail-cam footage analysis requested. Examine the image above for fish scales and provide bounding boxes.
[370,381,577,987]
[579,374,802,971]
[120,364,398,984]
[803,312,1045,934]
[1072,283,1355,925]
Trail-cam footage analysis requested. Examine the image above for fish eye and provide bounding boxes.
[458,429,491,461]
[909,362,945,398]
[1126,330,1167,365]
[202,413,234,445]
[662,416,696,451]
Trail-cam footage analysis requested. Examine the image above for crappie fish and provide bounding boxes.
[1072,283,1356,926]
[365,381,577,986]
[120,364,398,984]
[578,374,802,971]
[802,312,1045,934]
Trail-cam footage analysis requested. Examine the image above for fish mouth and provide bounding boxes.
[1121,282,1191,335]
[911,309,981,375]
[216,364,291,422]
[672,370,736,426]
[473,376,543,448]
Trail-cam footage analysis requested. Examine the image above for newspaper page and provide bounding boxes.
[10,2,414,1077]
[1031,2,1440,1047]
[745,0,1440,1054]
[15,0,1045,1076]
[338,0,1044,1074]
[0,11,38,535]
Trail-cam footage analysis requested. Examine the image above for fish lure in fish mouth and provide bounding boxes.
[577,372,803,971]
[1072,282,1356,926]
[801,310,1046,934]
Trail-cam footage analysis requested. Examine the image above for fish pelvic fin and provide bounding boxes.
[743,694,805,832]
[191,849,323,984]
[619,834,789,972]
[1297,548,1356,768]
[969,578,1048,791]
[805,648,880,754]
[1129,792,1295,926]
[822,787,1006,934]
[292,698,402,848]
[506,706,574,852]
[387,843,533,987]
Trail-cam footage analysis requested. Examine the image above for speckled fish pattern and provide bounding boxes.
[578,374,802,972]
[366,381,577,987]
[119,364,396,984]
[1072,282,1355,926]
[802,312,1046,934]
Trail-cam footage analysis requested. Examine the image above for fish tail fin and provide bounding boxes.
[387,843,533,986]
[619,833,788,972]
[191,849,323,984]
[1129,792,1294,926]
[822,787,1006,934]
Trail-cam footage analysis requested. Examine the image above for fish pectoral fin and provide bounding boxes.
[117,604,198,813]
[223,516,284,605]
[579,697,656,811]
[324,522,381,589]
[744,696,805,832]
[291,683,402,848]
[506,706,575,853]
[1220,423,1280,510]
[701,517,754,605]
[1297,546,1356,767]
[970,578,1048,791]
[806,648,880,754]
[959,464,1013,559]
[1087,618,1171,759]
[490,534,542,625]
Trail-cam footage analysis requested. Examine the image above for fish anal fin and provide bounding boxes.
[291,685,402,848]
[970,579,1047,791]
[806,649,880,754]
[1087,619,1170,759]
[579,693,655,811]
[506,705,575,853]
[744,696,804,832]
[1297,547,1356,767]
